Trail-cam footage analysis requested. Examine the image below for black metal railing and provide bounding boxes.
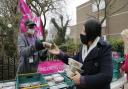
[0,55,18,81]
[0,29,18,81]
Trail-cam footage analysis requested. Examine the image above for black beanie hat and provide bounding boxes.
[84,18,101,41]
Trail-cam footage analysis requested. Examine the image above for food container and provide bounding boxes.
[56,83,68,89]
[44,76,53,81]
[54,76,64,83]
[47,81,55,86]
[50,86,59,89]
[52,74,61,78]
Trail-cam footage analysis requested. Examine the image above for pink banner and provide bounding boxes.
[18,0,32,15]
[18,0,44,38]
[37,60,65,74]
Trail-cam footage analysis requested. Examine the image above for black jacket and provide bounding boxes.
[58,38,113,89]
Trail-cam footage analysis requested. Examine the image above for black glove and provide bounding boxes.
[38,49,48,61]
[35,39,44,51]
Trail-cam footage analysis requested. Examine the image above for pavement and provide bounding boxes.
[111,74,127,89]
[116,83,128,89]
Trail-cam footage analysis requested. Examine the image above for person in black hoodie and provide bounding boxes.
[49,18,113,89]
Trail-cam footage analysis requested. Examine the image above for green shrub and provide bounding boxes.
[108,38,124,56]
[59,38,80,56]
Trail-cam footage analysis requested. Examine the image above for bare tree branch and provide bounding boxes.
[42,11,47,28]
[27,0,65,29]
[51,14,70,45]
[60,15,64,28]
[110,1,128,15]
[0,0,17,17]
[30,2,40,16]
[63,19,69,30]
[86,13,97,18]
[94,0,128,24]
[101,0,107,24]
[107,0,118,9]
[51,18,61,31]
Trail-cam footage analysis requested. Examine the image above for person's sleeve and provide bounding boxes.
[80,45,113,89]
[57,51,80,64]
[18,35,44,57]
[18,35,35,57]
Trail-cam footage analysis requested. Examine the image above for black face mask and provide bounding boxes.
[80,34,88,45]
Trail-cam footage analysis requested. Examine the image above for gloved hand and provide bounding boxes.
[35,39,44,50]
[39,49,48,61]
[35,39,52,50]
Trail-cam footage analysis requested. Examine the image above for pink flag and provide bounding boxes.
[18,0,44,38]
[18,0,32,15]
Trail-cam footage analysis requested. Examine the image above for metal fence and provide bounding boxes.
[0,55,18,81]
[0,32,18,81]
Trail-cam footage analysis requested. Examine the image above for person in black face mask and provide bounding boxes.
[49,18,112,89]
[80,18,101,46]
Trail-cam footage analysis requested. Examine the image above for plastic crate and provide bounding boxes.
[112,57,124,70]
[16,73,76,89]
[16,73,49,89]
[112,59,119,70]
[112,69,119,81]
